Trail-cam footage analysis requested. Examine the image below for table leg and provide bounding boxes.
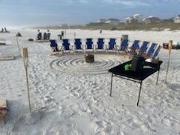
[137,81,143,106]
[110,74,113,97]
[156,70,160,85]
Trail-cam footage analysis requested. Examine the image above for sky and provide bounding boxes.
[0,0,179,26]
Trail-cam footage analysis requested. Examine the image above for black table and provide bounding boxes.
[108,60,163,106]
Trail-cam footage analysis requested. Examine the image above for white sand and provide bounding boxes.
[0,29,180,135]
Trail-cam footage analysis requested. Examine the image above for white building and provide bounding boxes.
[97,18,120,24]
[97,19,107,23]
[174,15,180,23]
[133,14,143,23]
[143,16,161,23]
[105,18,120,24]
[125,14,143,23]
[125,17,135,23]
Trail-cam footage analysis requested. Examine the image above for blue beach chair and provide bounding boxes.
[152,45,161,58]
[128,40,140,57]
[49,40,59,52]
[108,38,116,50]
[97,38,104,49]
[131,40,140,50]
[85,38,94,52]
[146,43,157,57]
[96,38,105,52]
[139,41,149,54]
[62,39,71,52]
[74,38,83,52]
[119,39,129,52]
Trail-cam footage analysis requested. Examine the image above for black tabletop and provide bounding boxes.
[109,60,163,81]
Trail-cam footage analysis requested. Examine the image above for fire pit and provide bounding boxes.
[85,54,94,63]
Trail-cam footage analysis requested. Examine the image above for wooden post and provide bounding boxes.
[165,40,172,83]
[21,48,32,113]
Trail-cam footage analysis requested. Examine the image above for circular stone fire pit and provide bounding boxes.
[85,54,94,63]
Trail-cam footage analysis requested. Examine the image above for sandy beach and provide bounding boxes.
[0,29,180,135]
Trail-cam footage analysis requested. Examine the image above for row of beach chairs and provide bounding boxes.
[50,38,161,58]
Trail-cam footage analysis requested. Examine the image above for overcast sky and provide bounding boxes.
[0,0,179,26]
